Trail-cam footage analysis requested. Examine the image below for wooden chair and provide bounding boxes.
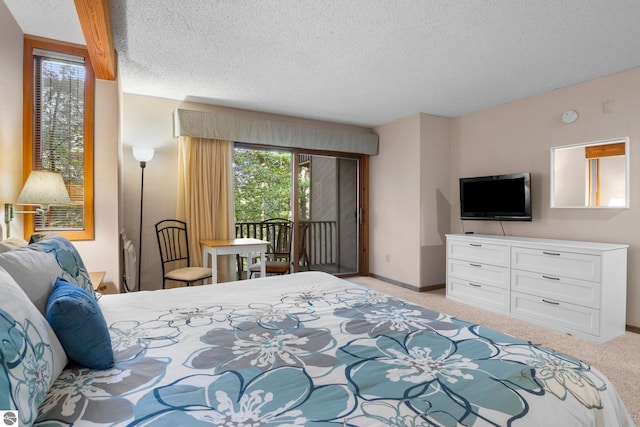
[249,218,293,278]
[155,219,212,289]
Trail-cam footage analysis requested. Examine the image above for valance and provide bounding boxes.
[173,109,378,155]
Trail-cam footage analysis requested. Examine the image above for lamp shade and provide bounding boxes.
[16,171,72,206]
[132,147,155,163]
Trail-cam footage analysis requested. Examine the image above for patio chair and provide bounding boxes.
[155,219,212,289]
[249,218,293,278]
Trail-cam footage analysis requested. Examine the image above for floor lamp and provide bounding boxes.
[132,147,154,292]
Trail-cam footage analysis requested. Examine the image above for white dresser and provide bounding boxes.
[446,234,628,342]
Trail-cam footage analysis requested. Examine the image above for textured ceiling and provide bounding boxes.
[4,0,84,44]
[6,0,640,127]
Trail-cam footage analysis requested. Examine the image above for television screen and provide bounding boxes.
[460,173,531,221]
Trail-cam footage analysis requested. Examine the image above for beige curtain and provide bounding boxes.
[177,136,234,281]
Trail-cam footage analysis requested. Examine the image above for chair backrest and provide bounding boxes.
[155,219,191,274]
[235,221,263,240]
[262,218,292,262]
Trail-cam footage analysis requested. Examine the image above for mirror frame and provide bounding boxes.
[550,137,630,209]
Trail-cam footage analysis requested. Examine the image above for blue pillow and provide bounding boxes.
[45,277,114,370]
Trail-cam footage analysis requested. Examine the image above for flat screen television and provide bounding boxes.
[460,173,531,221]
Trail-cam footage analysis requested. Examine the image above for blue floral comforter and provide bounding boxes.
[35,272,634,426]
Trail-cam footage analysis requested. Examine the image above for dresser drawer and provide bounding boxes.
[448,259,509,289]
[511,291,600,336]
[447,277,509,313]
[511,269,600,308]
[511,247,601,282]
[448,239,509,267]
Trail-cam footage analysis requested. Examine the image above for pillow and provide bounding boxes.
[28,234,96,299]
[0,234,96,315]
[0,238,28,253]
[45,277,113,370]
[0,248,63,315]
[0,265,67,427]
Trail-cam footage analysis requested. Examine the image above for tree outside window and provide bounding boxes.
[233,148,292,222]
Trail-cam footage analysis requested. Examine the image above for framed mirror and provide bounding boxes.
[551,137,630,208]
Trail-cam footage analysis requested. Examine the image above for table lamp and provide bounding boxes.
[4,170,72,239]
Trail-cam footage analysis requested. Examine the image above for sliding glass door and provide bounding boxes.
[296,154,359,275]
[234,144,363,276]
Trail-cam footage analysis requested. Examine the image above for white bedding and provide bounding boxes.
[35,271,635,426]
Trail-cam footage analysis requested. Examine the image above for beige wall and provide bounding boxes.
[371,114,422,286]
[0,2,24,238]
[121,93,373,291]
[371,113,451,289]
[74,80,120,290]
[419,113,451,287]
[0,4,120,290]
[449,67,640,327]
[121,94,181,291]
[370,69,640,326]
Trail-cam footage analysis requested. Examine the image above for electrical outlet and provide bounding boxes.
[385,254,390,263]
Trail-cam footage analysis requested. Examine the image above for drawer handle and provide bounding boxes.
[470,243,482,247]
[542,251,561,256]
[542,275,560,281]
[469,282,482,288]
[542,299,560,305]
[469,263,482,267]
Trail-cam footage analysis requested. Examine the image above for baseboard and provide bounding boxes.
[626,324,640,334]
[421,283,446,292]
[369,273,444,292]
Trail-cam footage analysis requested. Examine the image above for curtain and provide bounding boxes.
[177,136,234,281]
[173,109,379,155]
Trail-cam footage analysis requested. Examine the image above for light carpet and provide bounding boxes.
[350,275,640,425]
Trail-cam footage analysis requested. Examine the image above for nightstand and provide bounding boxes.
[89,271,107,293]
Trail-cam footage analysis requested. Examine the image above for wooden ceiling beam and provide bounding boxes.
[73,0,116,80]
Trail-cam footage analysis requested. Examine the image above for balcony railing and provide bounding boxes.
[236,220,337,271]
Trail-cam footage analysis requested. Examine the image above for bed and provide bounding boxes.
[0,235,635,426]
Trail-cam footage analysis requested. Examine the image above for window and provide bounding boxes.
[23,36,94,240]
[233,147,292,222]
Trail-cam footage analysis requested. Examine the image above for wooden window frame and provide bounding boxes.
[23,36,95,240]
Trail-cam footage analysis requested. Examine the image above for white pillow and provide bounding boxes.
[0,238,28,253]
[0,265,67,427]
[0,249,63,315]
